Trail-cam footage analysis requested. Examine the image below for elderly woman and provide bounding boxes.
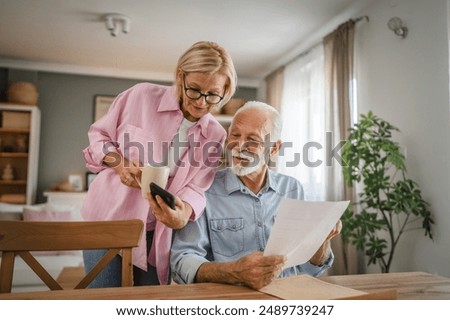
[81,41,237,286]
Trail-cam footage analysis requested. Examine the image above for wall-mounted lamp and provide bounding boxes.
[387,17,408,39]
[104,13,131,37]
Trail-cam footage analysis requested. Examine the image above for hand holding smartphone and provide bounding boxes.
[149,182,175,210]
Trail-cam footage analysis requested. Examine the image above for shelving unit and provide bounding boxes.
[213,114,233,125]
[213,114,233,168]
[0,103,40,205]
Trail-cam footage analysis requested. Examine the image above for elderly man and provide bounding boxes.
[170,101,341,289]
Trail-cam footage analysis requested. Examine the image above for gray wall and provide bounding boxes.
[35,72,144,202]
[355,0,450,277]
[1,70,256,202]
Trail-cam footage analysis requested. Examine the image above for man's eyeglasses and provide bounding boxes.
[227,136,265,152]
[183,79,224,105]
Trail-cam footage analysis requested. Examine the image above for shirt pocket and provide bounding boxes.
[209,218,244,257]
[122,124,166,165]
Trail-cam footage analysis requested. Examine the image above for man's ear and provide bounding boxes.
[270,139,282,156]
[266,139,282,168]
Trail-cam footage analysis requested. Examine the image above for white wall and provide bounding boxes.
[355,0,450,276]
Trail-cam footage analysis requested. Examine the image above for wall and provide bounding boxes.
[1,70,256,202]
[35,72,144,201]
[354,0,450,276]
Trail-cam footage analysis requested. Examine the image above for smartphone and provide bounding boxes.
[149,182,175,210]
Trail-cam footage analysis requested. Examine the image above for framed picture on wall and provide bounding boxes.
[68,174,84,192]
[86,172,97,190]
[93,95,116,122]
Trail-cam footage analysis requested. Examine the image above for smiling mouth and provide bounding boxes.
[232,150,254,162]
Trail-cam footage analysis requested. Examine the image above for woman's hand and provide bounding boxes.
[119,163,141,188]
[103,152,141,188]
[147,193,193,229]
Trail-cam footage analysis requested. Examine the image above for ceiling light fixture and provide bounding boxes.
[387,17,408,39]
[104,13,131,37]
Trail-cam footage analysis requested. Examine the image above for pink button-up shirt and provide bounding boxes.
[81,83,226,284]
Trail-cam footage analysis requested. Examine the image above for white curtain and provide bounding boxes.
[264,66,285,112]
[277,45,327,201]
[276,20,361,275]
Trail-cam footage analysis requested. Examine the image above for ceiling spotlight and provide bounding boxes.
[104,13,131,37]
[387,17,408,39]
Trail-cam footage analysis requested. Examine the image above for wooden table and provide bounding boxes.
[0,272,449,300]
[320,271,450,300]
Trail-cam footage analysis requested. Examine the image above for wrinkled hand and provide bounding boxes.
[326,219,342,241]
[309,220,342,266]
[147,192,192,229]
[232,252,285,290]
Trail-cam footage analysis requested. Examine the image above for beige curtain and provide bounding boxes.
[323,20,362,275]
[264,66,285,111]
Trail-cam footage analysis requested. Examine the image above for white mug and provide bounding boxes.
[134,165,170,199]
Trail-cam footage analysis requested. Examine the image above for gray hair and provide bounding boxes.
[231,101,282,141]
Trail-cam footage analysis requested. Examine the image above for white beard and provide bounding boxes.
[231,150,266,176]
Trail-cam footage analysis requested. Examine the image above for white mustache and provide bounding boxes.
[232,150,253,161]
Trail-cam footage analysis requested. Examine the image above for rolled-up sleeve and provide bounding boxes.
[83,94,126,173]
[282,250,335,278]
[171,213,212,284]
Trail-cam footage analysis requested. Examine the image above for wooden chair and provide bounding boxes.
[0,219,143,293]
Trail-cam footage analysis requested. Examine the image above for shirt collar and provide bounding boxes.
[157,86,211,138]
[223,167,280,195]
[224,168,242,194]
[265,169,279,192]
[156,86,180,112]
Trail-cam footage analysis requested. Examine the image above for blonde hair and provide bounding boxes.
[175,41,237,109]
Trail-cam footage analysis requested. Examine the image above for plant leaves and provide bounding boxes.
[342,111,434,272]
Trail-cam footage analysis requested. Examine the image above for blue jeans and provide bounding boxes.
[83,231,160,287]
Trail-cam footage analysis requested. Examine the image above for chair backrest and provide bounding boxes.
[0,219,143,293]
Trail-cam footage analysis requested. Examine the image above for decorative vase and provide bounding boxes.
[2,164,14,181]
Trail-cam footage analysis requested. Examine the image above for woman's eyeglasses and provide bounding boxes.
[183,80,224,105]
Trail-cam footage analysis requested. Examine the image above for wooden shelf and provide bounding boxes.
[0,152,29,158]
[0,104,40,205]
[214,114,233,124]
[0,127,30,133]
[0,180,27,185]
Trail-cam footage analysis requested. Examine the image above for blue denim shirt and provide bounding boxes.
[170,168,334,284]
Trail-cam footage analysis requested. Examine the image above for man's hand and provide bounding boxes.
[196,252,285,290]
[231,252,285,289]
[309,220,342,266]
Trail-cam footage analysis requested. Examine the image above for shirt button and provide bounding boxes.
[257,222,262,227]
[232,225,236,229]
[255,198,260,202]
[217,226,222,230]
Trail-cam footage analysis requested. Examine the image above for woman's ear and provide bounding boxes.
[175,70,184,101]
[176,69,183,84]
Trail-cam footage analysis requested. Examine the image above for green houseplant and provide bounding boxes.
[341,111,434,273]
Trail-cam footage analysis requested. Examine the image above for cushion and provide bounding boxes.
[22,203,76,256]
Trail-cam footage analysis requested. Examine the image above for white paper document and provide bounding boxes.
[264,198,349,268]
